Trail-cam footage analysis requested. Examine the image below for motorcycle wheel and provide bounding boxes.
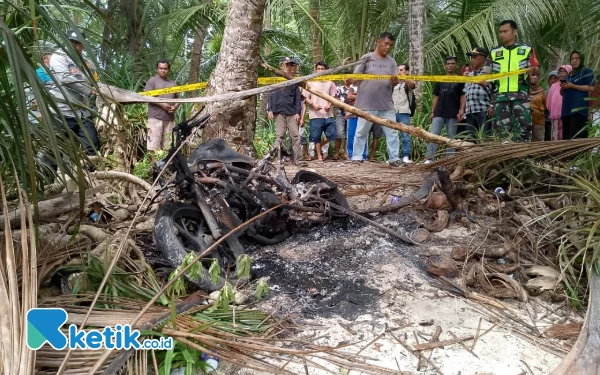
[154,202,239,292]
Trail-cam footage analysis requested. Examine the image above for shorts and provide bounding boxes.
[370,123,384,138]
[147,118,174,151]
[309,117,336,143]
[335,116,347,139]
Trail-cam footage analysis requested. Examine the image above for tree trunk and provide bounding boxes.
[408,0,425,101]
[550,271,600,375]
[202,0,267,156]
[188,26,205,96]
[121,0,144,79]
[309,0,323,65]
[100,0,116,67]
[358,0,368,58]
[259,5,271,119]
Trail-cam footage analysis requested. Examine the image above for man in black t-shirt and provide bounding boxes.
[425,56,465,163]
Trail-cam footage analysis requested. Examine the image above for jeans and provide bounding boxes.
[347,118,366,159]
[395,113,411,158]
[465,111,489,140]
[426,117,457,160]
[352,110,399,161]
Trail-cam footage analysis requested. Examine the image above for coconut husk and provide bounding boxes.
[468,264,528,301]
[410,228,431,243]
[427,255,459,278]
[422,210,449,232]
[426,191,449,210]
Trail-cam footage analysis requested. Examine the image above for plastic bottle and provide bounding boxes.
[494,187,505,195]
[200,352,219,372]
[90,212,99,222]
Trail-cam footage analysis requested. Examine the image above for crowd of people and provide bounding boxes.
[32,22,600,175]
[269,20,600,167]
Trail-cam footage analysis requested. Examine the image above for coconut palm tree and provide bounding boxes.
[201,0,268,154]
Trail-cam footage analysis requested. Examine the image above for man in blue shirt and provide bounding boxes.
[36,51,53,84]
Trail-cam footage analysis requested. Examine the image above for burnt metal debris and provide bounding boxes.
[152,108,351,291]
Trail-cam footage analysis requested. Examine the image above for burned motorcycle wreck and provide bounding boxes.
[153,110,348,291]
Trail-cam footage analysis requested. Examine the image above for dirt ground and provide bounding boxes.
[223,161,580,375]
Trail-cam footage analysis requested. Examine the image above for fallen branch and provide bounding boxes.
[308,195,417,245]
[389,332,443,375]
[448,331,479,359]
[418,326,442,371]
[0,183,108,227]
[413,335,474,351]
[91,171,153,192]
[550,271,600,374]
[97,58,368,104]
[359,173,437,214]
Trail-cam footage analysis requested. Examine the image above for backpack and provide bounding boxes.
[404,83,416,117]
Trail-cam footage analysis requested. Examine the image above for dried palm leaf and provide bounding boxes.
[417,139,600,170]
[0,175,37,375]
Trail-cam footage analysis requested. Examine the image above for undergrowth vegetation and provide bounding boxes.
[466,153,600,309]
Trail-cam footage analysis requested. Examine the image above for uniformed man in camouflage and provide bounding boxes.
[484,20,539,141]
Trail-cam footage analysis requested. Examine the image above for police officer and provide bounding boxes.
[46,28,100,173]
[485,20,539,141]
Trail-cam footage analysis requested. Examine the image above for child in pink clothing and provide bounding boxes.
[547,65,572,140]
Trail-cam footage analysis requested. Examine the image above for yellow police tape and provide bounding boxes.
[140,69,527,97]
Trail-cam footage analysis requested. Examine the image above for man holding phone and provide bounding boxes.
[350,32,402,166]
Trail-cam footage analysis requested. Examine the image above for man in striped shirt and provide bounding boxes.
[460,47,493,140]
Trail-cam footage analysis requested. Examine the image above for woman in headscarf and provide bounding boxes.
[560,51,596,139]
[460,64,472,76]
[547,65,572,140]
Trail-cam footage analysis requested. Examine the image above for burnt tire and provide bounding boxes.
[154,202,236,292]
[291,170,349,215]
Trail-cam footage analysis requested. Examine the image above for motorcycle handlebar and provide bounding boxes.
[188,113,211,129]
[182,106,205,124]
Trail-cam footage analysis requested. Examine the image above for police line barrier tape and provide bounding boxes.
[140,69,527,97]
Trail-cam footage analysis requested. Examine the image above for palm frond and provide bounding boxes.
[428,139,600,170]
[424,0,565,71]
[0,175,37,375]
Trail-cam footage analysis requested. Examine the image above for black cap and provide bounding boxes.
[466,47,489,57]
[66,29,85,43]
[279,56,299,65]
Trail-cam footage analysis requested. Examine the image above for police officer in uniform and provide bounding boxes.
[45,29,100,175]
[485,20,539,141]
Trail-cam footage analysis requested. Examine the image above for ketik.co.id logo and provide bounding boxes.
[27,308,173,350]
